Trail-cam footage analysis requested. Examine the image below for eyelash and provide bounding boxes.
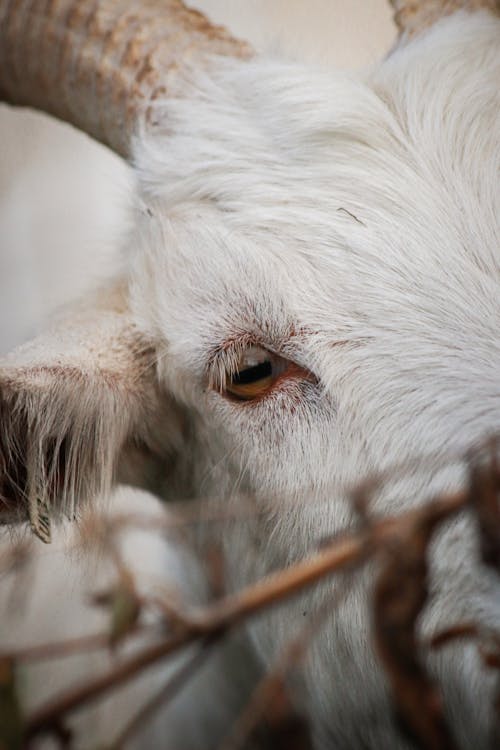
[208,339,267,392]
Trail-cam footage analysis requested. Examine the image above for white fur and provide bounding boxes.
[1,9,499,750]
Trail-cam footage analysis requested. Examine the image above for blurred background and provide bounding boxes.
[0,0,394,355]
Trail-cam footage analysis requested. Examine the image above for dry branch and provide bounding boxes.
[21,489,468,744]
[24,527,369,741]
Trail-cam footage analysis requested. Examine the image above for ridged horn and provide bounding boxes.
[390,0,499,38]
[0,0,252,159]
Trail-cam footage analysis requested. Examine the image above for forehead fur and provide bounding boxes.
[127,12,499,477]
[131,11,498,349]
[133,12,498,272]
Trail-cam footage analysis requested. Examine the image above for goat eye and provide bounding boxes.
[224,346,288,401]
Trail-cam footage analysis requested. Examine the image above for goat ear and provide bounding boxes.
[0,281,180,542]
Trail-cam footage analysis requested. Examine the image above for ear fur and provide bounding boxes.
[0,280,179,542]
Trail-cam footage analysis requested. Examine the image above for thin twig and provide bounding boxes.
[0,623,157,664]
[112,635,221,749]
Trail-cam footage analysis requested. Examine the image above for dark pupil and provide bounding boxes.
[232,360,272,385]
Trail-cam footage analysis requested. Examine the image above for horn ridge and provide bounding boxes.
[0,0,252,158]
[390,0,499,38]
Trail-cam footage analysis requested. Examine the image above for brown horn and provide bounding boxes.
[0,0,252,159]
[390,0,499,39]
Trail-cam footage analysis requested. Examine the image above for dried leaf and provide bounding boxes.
[91,572,141,648]
[469,445,500,573]
[373,507,458,750]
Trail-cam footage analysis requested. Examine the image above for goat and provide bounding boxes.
[0,1,499,747]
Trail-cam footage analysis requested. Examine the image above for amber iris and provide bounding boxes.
[224,346,288,401]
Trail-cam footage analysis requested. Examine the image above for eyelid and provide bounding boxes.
[207,337,273,393]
